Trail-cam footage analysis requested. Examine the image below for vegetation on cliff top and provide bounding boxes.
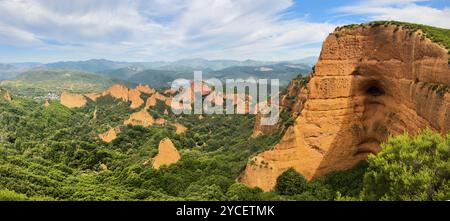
[335,21,450,51]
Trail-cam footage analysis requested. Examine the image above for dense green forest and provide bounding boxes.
[0,88,448,201]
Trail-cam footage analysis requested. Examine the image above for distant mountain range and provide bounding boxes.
[0,57,316,92]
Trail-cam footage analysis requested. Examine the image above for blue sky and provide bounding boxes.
[0,0,449,63]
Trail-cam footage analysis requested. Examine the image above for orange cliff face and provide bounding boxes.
[240,24,450,191]
[98,127,120,143]
[60,84,158,109]
[151,138,181,169]
[60,92,87,108]
[103,84,145,109]
[123,108,155,127]
[136,85,155,94]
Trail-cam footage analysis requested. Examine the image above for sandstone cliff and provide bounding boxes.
[240,23,450,191]
[62,84,158,110]
[3,91,12,101]
[152,138,181,169]
[252,77,308,137]
[171,123,187,134]
[136,85,155,94]
[98,127,120,143]
[60,92,87,108]
[84,92,101,101]
[124,109,155,127]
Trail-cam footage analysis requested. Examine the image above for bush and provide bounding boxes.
[275,168,307,195]
[362,129,450,201]
[0,189,28,201]
[226,183,263,201]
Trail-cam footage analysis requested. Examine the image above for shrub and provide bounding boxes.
[361,129,450,201]
[275,168,307,195]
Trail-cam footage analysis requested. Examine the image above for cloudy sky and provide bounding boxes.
[0,0,449,62]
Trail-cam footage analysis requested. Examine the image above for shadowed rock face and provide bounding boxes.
[240,24,450,191]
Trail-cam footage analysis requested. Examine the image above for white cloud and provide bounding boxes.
[0,0,335,61]
[335,0,450,29]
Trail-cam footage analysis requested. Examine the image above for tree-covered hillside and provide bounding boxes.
[0,88,448,201]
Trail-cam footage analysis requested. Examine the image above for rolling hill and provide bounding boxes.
[0,69,114,97]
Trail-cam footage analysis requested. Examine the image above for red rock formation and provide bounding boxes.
[128,88,144,109]
[44,100,50,107]
[152,138,181,169]
[240,24,450,191]
[103,84,129,101]
[136,85,155,94]
[124,109,154,127]
[60,92,87,108]
[98,127,120,143]
[3,91,12,101]
[145,94,157,108]
[155,118,167,125]
[84,92,101,101]
[93,107,97,120]
[252,80,308,137]
[171,123,187,134]
[145,92,171,109]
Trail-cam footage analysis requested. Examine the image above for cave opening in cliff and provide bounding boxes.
[366,86,384,96]
[364,81,385,97]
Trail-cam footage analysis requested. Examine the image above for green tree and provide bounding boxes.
[361,129,450,201]
[275,168,307,195]
[226,183,263,201]
[0,189,28,201]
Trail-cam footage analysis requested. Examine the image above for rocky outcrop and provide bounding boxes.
[152,138,181,169]
[3,91,12,101]
[145,94,157,108]
[128,88,145,109]
[93,107,97,120]
[44,100,50,107]
[171,123,187,134]
[136,85,155,94]
[98,127,120,143]
[84,92,101,101]
[240,24,450,191]
[102,84,146,109]
[252,78,308,137]
[60,92,87,108]
[104,84,129,101]
[99,163,108,171]
[123,109,154,127]
[68,84,157,109]
[145,92,173,110]
[252,113,280,137]
[155,118,167,125]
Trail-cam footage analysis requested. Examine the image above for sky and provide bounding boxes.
[0,0,449,63]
